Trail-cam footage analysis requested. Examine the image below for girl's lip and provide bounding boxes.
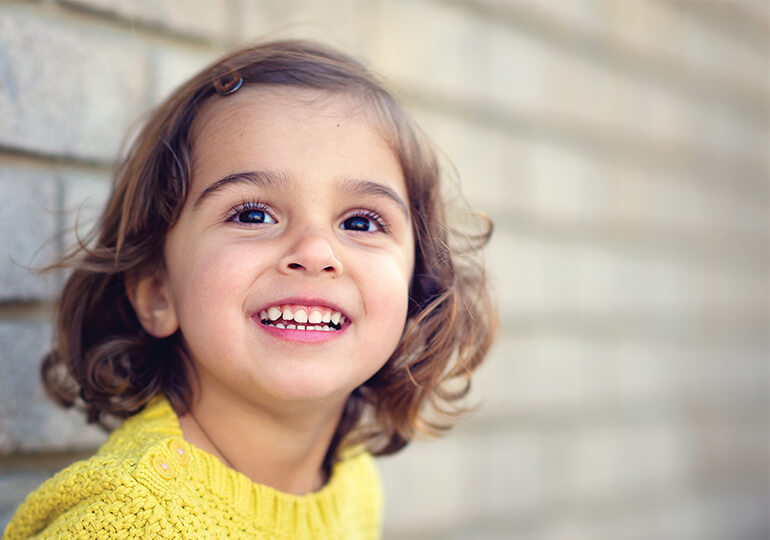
[253,317,349,344]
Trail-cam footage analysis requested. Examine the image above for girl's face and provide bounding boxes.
[160,87,414,410]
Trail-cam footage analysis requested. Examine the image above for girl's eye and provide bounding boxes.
[237,209,272,224]
[228,202,276,225]
[340,211,388,233]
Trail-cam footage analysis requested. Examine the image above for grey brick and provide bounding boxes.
[0,167,59,301]
[0,165,113,302]
[65,0,231,41]
[148,45,217,107]
[233,0,378,56]
[380,437,466,533]
[0,322,106,455]
[371,1,768,171]
[409,106,523,218]
[58,169,111,254]
[0,11,149,162]
[231,0,292,44]
[459,428,551,521]
[414,105,769,265]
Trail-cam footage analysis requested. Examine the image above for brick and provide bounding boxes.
[382,427,556,535]
[471,334,627,417]
[650,499,712,540]
[692,491,770,540]
[556,424,650,501]
[148,45,218,107]
[372,2,497,108]
[684,412,769,488]
[0,166,59,301]
[0,11,149,162]
[413,106,768,262]
[232,0,312,46]
[442,528,519,540]
[409,107,530,218]
[480,0,769,106]
[552,420,765,528]
[691,268,769,318]
[370,1,767,173]
[523,138,608,223]
[536,510,705,540]
[228,0,276,42]
[0,322,106,454]
[64,0,230,42]
[472,330,769,429]
[461,428,552,520]
[673,6,769,94]
[489,225,767,320]
[507,0,605,37]
[600,342,699,410]
[609,423,692,494]
[233,0,381,61]
[485,232,593,315]
[380,437,465,533]
[601,160,768,240]
[382,424,701,538]
[58,169,111,253]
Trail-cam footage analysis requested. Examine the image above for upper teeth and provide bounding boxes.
[259,304,346,327]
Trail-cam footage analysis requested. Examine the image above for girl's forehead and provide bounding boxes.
[192,86,381,144]
[187,85,408,200]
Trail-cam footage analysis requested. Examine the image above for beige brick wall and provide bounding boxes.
[1,1,767,538]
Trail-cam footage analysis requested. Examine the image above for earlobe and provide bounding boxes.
[125,270,179,338]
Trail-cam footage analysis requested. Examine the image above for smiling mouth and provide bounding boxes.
[258,304,346,332]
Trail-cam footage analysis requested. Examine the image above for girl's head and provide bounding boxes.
[43,40,495,462]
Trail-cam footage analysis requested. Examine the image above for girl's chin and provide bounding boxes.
[241,371,357,406]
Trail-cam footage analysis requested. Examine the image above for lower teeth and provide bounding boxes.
[262,320,340,331]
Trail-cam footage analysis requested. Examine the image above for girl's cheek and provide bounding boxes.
[183,247,245,293]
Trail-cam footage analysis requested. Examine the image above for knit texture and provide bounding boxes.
[3,395,383,539]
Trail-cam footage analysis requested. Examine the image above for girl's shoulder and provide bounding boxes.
[4,396,384,539]
[3,396,183,539]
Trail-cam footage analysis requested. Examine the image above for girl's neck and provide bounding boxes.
[177,389,345,495]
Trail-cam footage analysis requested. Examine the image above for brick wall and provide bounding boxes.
[1,1,767,538]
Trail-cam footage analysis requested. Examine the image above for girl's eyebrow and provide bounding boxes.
[338,178,409,220]
[193,170,409,219]
[193,170,291,210]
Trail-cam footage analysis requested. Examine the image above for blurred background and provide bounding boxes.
[0,1,767,538]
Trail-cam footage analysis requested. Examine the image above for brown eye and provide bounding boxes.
[238,209,268,223]
[227,202,276,225]
[342,215,374,231]
[340,210,389,233]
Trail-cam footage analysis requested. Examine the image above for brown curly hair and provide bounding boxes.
[42,39,496,471]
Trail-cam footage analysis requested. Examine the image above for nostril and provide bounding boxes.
[288,263,303,270]
[323,266,335,272]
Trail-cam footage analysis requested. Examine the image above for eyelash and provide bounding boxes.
[225,199,390,233]
[226,199,273,223]
[343,209,390,234]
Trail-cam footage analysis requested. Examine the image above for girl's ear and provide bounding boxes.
[125,269,179,338]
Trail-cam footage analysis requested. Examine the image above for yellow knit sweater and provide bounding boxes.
[3,395,382,539]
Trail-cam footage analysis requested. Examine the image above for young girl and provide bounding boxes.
[3,40,495,539]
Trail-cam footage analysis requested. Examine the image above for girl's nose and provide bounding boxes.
[278,232,343,276]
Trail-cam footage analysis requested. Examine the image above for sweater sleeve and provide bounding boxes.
[2,458,178,540]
